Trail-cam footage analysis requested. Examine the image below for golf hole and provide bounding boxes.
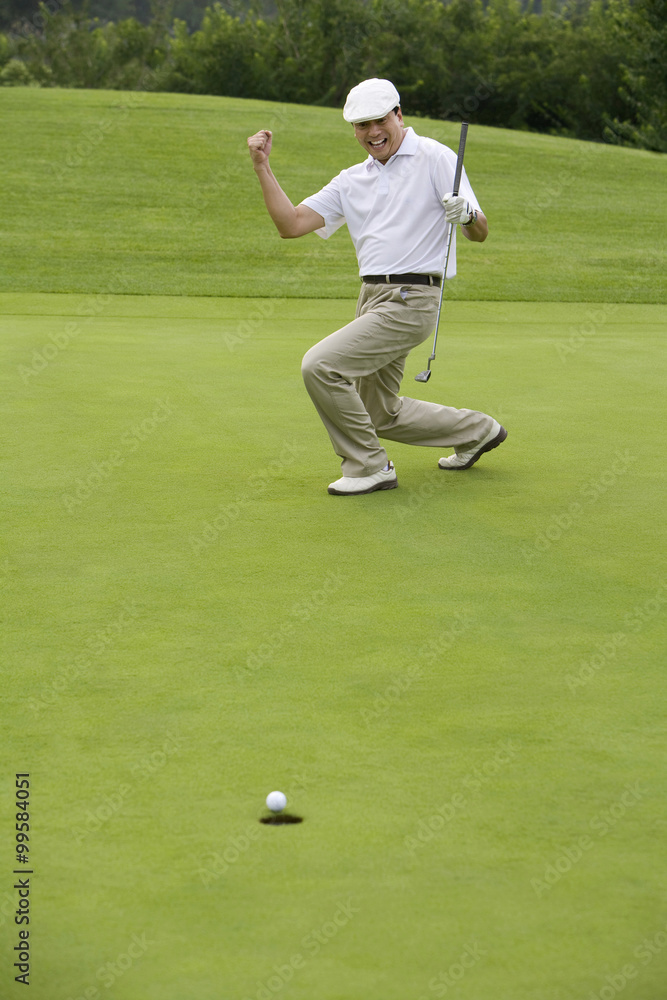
[260,813,303,825]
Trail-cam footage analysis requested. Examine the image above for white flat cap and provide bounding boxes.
[343,78,400,124]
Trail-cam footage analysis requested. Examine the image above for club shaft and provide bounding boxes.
[428,122,469,364]
[452,122,468,198]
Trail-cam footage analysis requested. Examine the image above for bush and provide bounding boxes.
[607,0,667,152]
[0,56,37,85]
[0,31,12,69]
[164,6,271,96]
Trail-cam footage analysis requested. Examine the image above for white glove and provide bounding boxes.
[442,192,473,226]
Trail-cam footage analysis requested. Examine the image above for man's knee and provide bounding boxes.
[372,413,400,437]
[301,347,319,385]
[301,348,334,387]
[364,389,401,435]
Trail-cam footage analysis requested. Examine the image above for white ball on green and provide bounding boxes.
[266,790,287,813]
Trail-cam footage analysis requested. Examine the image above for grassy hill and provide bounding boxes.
[1,86,665,301]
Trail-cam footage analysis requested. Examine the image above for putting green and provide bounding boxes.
[1,290,665,999]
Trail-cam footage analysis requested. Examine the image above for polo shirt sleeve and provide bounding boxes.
[299,174,347,240]
[432,149,482,214]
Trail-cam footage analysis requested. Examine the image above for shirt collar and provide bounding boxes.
[365,126,419,171]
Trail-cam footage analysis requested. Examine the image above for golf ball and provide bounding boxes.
[266,790,287,813]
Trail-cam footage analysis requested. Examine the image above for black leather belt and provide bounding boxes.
[362,273,441,287]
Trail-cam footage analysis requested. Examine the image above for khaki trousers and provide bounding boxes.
[301,281,495,477]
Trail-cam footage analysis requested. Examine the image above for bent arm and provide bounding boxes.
[253,162,324,239]
[461,210,488,243]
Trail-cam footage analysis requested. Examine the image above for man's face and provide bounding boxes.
[353,108,405,163]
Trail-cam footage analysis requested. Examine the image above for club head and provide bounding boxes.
[414,370,431,383]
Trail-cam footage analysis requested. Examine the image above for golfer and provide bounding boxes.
[247,78,506,495]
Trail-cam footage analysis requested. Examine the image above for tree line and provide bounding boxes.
[1,0,664,151]
[0,0,214,32]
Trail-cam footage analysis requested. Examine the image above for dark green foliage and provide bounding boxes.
[1,0,665,150]
[0,0,161,32]
[167,6,271,96]
[5,3,169,89]
[605,0,667,152]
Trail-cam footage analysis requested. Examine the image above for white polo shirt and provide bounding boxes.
[300,126,482,278]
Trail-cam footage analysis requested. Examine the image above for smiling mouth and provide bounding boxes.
[369,138,388,149]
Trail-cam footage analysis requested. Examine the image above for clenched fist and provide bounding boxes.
[247,129,273,166]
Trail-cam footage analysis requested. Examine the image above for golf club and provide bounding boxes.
[415,121,469,382]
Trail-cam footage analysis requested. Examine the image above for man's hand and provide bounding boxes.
[246,130,325,238]
[247,129,273,167]
[442,192,473,226]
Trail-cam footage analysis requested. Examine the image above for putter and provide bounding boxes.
[415,121,469,383]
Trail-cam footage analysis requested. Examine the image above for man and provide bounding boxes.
[247,78,506,496]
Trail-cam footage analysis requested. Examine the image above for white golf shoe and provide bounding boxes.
[438,421,507,470]
[328,461,398,496]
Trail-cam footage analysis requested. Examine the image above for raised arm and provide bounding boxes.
[247,130,324,239]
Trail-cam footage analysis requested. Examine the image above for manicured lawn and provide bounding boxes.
[2,290,665,999]
[0,87,665,1000]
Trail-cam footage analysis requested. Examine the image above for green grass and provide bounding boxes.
[1,88,666,1000]
[0,87,665,301]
